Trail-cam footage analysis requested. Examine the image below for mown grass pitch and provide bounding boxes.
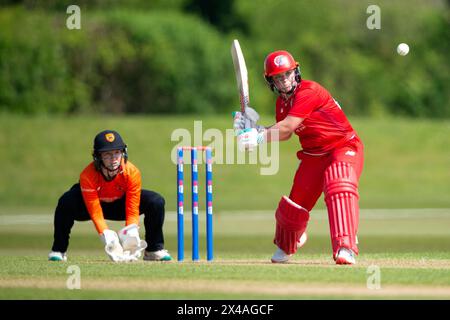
[1,208,449,299]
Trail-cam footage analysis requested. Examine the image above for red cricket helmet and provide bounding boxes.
[264,50,301,93]
[264,50,299,77]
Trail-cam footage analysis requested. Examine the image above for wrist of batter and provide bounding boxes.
[256,128,267,144]
[264,127,282,143]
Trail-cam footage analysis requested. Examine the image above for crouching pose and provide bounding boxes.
[233,50,364,265]
[48,130,172,262]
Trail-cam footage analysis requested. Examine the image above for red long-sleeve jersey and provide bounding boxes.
[275,80,357,155]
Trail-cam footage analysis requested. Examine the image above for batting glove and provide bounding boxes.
[237,127,266,151]
[232,106,262,133]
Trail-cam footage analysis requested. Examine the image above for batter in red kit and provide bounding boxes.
[233,50,364,264]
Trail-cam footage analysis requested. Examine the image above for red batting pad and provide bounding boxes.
[273,196,310,255]
[323,162,359,257]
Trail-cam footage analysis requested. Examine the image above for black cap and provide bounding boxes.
[93,130,126,153]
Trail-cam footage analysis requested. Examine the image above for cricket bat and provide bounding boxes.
[231,39,250,115]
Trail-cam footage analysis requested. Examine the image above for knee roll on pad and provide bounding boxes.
[273,196,310,255]
[323,162,359,257]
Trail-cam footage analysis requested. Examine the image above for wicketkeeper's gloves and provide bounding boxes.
[100,229,138,262]
[118,224,147,260]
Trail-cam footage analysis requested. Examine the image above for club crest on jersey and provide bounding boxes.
[105,133,115,142]
[274,55,289,67]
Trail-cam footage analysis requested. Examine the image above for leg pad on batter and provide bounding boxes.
[324,162,359,258]
[273,196,310,255]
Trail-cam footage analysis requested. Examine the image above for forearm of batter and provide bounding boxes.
[264,116,304,142]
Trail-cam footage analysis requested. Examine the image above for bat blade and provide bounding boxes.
[231,39,250,114]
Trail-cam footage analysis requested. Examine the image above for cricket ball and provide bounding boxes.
[397,43,409,56]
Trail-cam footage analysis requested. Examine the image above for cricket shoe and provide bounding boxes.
[335,247,356,265]
[271,232,307,263]
[271,248,292,263]
[48,251,67,262]
[143,249,172,261]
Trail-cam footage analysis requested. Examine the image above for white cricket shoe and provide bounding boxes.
[335,247,356,265]
[48,251,67,262]
[143,249,172,261]
[271,247,292,263]
[271,232,307,263]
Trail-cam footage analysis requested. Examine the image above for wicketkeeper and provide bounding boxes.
[233,50,364,264]
[48,130,172,262]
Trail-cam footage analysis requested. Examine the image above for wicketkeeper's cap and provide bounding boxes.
[93,130,127,153]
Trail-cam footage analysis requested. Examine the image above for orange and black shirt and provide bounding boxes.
[79,159,141,234]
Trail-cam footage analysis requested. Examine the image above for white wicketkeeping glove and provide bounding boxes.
[100,229,136,262]
[233,106,262,132]
[236,128,266,152]
[118,224,147,260]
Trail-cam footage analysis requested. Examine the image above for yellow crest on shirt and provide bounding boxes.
[105,133,115,142]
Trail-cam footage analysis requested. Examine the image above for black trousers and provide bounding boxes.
[51,183,166,253]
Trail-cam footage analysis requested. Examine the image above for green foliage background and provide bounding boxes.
[0,0,449,117]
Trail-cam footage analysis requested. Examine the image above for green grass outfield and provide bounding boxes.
[0,115,449,209]
[0,208,449,299]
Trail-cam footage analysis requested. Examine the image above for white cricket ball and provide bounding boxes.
[397,43,409,56]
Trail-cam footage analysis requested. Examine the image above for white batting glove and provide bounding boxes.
[118,224,147,260]
[244,106,260,124]
[236,128,265,151]
[233,111,246,132]
[232,106,262,132]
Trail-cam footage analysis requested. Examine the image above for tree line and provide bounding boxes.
[0,0,448,117]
